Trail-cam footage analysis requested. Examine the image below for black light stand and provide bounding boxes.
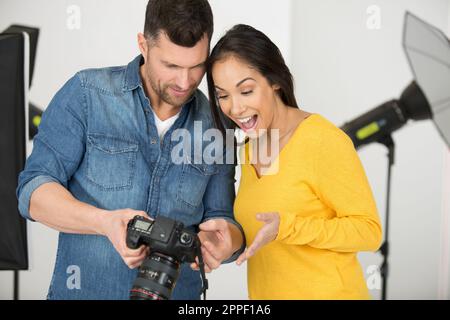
[14,271,19,300]
[378,135,395,300]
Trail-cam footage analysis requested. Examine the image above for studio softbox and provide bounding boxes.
[0,32,29,270]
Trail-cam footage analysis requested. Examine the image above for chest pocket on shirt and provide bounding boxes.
[177,159,218,208]
[86,134,139,190]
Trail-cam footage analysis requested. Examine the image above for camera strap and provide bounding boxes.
[195,241,209,300]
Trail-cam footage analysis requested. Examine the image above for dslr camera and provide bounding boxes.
[126,215,208,300]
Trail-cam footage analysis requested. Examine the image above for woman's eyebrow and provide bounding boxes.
[236,77,256,87]
[215,77,256,91]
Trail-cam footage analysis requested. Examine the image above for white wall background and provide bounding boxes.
[0,0,448,300]
[291,0,450,300]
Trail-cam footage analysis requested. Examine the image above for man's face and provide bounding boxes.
[141,32,209,108]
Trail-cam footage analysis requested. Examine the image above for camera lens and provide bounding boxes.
[130,252,181,300]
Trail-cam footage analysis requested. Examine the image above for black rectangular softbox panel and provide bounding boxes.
[0,32,29,270]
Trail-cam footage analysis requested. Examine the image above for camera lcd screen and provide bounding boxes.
[135,220,151,231]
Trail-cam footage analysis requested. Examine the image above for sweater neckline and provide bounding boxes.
[245,113,319,180]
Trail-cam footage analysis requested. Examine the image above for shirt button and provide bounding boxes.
[151,139,157,144]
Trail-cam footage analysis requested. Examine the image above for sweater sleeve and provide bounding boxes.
[275,125,382,253]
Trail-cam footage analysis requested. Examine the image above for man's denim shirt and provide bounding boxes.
[16,56,244,300]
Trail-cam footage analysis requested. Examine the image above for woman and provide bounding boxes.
[206,24,382,299]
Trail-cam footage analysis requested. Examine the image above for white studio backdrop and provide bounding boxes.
[291,0,450,300]
[0,0,449,300]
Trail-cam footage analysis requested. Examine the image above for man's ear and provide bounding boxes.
[137,33,148,61]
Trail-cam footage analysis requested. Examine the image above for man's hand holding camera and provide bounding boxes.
[99,209,150,269]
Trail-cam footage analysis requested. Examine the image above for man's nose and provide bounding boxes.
[175,69,190,90]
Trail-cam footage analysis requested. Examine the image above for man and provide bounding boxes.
[16,0,244,300]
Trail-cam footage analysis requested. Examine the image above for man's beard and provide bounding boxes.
[147,73,196,108]
[160,83,195,108]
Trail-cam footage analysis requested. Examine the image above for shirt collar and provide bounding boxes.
[122,55,143,92]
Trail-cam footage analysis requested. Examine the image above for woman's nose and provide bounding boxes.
[230,97,246,117]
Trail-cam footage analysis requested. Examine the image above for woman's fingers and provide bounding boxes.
[243,231,266,261]
[236,249,249,266]
[236,214,280,266]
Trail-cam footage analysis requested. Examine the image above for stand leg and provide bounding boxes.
[379,135,395,300]
[13,271,19,300]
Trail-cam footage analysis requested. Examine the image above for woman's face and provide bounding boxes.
[212,56,281,138]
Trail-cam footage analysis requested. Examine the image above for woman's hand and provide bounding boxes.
[236,212,280,265]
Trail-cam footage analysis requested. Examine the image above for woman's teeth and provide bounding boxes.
[238,116,253,124]
[237,115,258,131]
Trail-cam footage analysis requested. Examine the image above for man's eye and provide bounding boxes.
[217,95,228,100]
[242,91,253,96]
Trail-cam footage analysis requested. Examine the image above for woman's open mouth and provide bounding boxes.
[237,115,258,132]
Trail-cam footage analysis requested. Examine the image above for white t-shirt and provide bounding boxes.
[151,108,181,140]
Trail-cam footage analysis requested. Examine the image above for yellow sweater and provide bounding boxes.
[234,114,382,300]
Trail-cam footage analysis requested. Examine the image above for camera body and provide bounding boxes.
[126,215,198,263]
[126,215,202,300]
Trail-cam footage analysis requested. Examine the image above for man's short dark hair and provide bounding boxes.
[144,0,213,47]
